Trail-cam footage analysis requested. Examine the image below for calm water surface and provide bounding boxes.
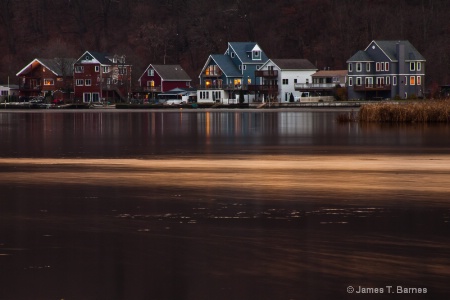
[0,109,449,300]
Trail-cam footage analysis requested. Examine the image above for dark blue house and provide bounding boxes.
[197,42,269,103]
[347,40,426,100]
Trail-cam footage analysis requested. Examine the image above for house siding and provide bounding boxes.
[347,40,426,100]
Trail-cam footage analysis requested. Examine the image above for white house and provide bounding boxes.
[0,84,19,101]
[256,59,317,102]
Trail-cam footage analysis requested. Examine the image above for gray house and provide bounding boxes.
[347,40,426,100]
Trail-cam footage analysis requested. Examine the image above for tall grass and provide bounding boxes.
[358,100,450,123]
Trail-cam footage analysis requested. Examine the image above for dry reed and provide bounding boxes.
[358,100,450,123]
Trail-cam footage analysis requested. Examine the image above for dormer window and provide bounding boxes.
[252,50,261,60]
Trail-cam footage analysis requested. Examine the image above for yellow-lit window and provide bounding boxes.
[410,76,415,85]
[44,79,54,85]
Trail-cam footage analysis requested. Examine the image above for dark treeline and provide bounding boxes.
[0,0,448,93]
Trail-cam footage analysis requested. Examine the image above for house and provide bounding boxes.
[197,42,269,103]
[138,64,192,99]
[347,40,426,100]
[16,58,75,100]
[295,69,347,99]
[256,59,317,102]
[73,51,132,103]
[0,84,19,101]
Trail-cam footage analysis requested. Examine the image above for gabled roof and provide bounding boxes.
[228,42,269,64]
[347,50,373,62]
[75,51,111,65]
[151,64,191,81]
[16,58,76,76]
[271,59,317,70]
[369,40,425,61]
[210,54,242,77]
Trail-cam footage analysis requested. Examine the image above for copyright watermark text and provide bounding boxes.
[347,285,427,294]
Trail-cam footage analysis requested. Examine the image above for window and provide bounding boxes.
[356,77,362,86]
[366,63,370,72]
[119,67,127,75]
[85,79,92,86]
[380,63,385,71]
[83,93,91,103]
[356,63,362,72]
[253,51,261,60]
[75,66,84,73]
[282,79,289,85]
[376,62,380,71]
[1,91,8,96]
[410,76,415,85]
[348,77,353,86]
[417,62,422,71]
[410,62,415,71]
[95,66,99,72]
[44,78,54,86]
[76,79,84,86]
[92,93,100,103]
[148,69,154,76]
[231,52,235,58]
[393,76,397,86]
[348,63,353,72]
[103,66,110,73]
[417,76,421,86]
[385,62,389,71]
[365,77,373,87]
[404,76,408,85]
[386,76,390,85]
[239,65,246,70]
[147,81,155,87]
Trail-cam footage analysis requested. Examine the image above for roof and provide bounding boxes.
[16,58,76,76]
[84,51,113,64]
[371,40,425,61]
[271,59,317,70]
[312,70,348,77]
[152,65,191,81]
[228,42,269,64]
[210,54,242,77]
[347,50,373,62]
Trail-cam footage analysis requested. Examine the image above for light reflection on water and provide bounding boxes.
[1,109,449,157]
[1,110,450,299]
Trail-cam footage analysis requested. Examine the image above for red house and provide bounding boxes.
[16,58,75,100]
[138,64,192,98]
[73,51,132,103]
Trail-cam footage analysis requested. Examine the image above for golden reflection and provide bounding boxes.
[1,155,450,206]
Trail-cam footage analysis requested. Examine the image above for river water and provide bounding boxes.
[0,109,449,300]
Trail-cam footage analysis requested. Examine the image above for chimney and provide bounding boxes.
[397,41,406,98]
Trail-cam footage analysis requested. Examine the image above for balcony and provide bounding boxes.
[247,84,278,92]
[200,84,248,91]
[255,70,278,78]
[353,84,391,91]
[295,83,337,91]
[142,86,162,93]
[19,84,41,91]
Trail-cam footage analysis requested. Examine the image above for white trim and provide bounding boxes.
[364,40,395,62]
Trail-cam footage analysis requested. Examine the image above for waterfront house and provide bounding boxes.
[256,59,317,102]
[73,51,132,103]
[138,64,192,99]
[347,40,426,100]
[0,84,19,101]
[16,58,75,100]
[295,69,347,100]
[197,42,269,103]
